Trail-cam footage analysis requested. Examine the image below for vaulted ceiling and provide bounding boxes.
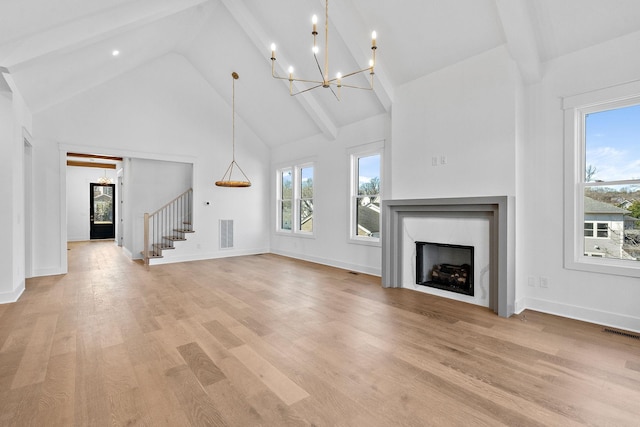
[2,0,640,146]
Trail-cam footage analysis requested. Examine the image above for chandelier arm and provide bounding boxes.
[290,83,325,96]
[336,67,373,80]
[271,70,324,85]
[339,83,374,91]
[328,84,339,101]
[313,53,327,83]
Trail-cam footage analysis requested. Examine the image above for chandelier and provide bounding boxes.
[269,0,377,100]
[97,170,112,185]
[215,72,251,188]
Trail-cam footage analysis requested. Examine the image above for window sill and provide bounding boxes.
[565,256,640,279]
[275,230,315,239]
[348,237,381,247]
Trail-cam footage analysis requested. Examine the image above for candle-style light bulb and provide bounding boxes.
[271,43,276,59]
[371,31,377,49]
[336,72,342,87]
[312,46,319,55]
[369,59,374,68]
[288,66,294,80]
[312,14,318,34]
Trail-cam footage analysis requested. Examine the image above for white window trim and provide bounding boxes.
[348,141,384,246]
[276,167,292,233]
[275,162,315,238]
[563,80,640,277]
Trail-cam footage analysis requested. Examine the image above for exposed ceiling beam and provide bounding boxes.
[322,0,393,110]
[495,0,542,84]
[220,0,338,140]
[0,0,210,72]
[67,161,117,169]
[67,152,123,161]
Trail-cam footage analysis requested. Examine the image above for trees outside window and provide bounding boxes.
[276,163,314,235]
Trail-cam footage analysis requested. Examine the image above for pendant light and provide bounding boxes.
[215,71,251,187]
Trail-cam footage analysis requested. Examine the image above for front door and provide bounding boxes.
[90,183,115,239]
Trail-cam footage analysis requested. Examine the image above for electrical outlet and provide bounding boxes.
[539,277,549,288]
[527,276,536,287]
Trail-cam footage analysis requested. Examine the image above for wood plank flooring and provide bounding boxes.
[1,240,640,426]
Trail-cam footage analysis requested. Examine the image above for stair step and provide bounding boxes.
[153,243,175,250]
[163,236,187,242]
[141,251,163,259]
[173,228,195,233]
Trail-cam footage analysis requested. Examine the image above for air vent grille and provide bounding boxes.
[220,219,233,249]
[603,328,640,340]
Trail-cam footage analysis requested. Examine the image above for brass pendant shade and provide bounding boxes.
[215,71,251,188]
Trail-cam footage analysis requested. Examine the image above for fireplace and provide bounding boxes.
[381,196,515,317]
[416,241,474,296]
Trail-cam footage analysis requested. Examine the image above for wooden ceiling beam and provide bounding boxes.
[67,160,117,169]
[67,152,123,161]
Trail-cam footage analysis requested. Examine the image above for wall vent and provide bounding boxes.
[219,219,234,249]
[603,328,640,340]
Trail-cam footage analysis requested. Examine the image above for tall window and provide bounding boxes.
[564,85,640,276]
[278,169,292,230]
[277,163,314,235]
[299,166,314,232]
[350,146,382,243]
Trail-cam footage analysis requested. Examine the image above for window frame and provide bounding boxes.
[349,141,384,246]
[563,81,640,277]
[276,167,293,232]
[275,161,315,237]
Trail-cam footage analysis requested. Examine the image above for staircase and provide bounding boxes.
[142,188,194,265]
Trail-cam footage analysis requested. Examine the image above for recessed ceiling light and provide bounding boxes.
[112,50,120,57]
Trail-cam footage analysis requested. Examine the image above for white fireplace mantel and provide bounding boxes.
[381,196,515,317]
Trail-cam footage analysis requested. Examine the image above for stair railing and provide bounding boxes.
[143,188,193,265]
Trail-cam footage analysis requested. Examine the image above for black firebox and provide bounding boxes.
[416,241,474,296]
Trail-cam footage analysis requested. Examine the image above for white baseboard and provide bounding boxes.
[148,248,270,265]
[32,267,66,277]
[523,297,640,333]
[269,248,381,277]
[0,281,25,304]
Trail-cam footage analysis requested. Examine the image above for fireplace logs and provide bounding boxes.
[431,263,470,287]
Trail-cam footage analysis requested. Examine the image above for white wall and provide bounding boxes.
[31,52,270,274]
[0,74,32,303]
[392,46,519,200]
[270,113,391,275]
[66,165,119,241]
[520,30,640,332]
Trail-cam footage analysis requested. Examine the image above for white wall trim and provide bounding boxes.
[270,248,382,277]
[0,281,25,304]
[524,297,640,334]
[148,247,270,265]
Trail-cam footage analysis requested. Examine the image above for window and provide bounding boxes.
[276,163,314,235]
[299,166,314,232]
[350,143,383,244]
[278,169,292,231]
[563,83,640,276]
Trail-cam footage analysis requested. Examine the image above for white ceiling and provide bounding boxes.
[2,0,640,146]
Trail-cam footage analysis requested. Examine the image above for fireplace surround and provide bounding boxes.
[381,196,515,317]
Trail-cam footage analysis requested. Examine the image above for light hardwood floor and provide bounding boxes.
[1,241,640,426]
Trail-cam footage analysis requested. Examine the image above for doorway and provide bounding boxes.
[90,183,116,240]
